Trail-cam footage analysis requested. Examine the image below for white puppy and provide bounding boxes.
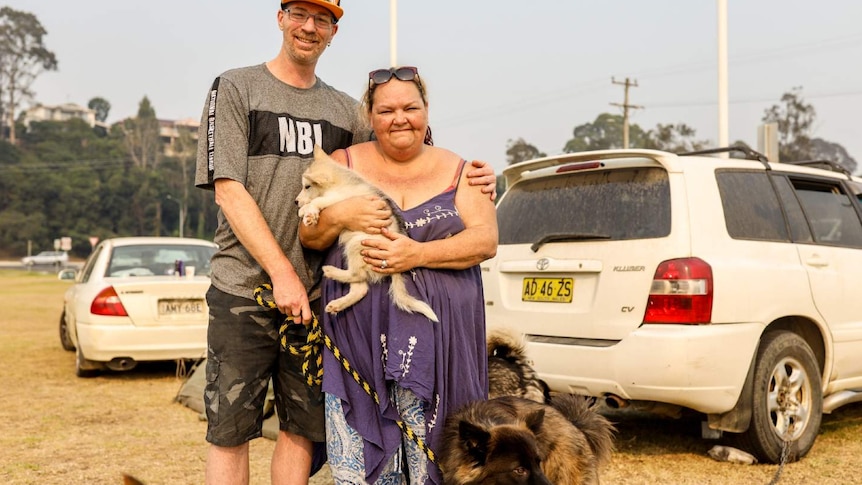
[296,146,439,322]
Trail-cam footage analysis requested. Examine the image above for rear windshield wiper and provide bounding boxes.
[531,233,611,252]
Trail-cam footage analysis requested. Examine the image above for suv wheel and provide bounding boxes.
[59,311,75,351]
[736,331,822,464]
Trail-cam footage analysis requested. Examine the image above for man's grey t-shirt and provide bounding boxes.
[194,63,370,300]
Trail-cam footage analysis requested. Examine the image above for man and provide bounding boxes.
[194,2,497,484]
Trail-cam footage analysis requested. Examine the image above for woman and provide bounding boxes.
[300,66,498,484]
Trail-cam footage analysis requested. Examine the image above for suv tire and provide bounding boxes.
[736,331,822,464]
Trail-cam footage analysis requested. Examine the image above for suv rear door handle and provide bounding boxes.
[804,255,829,268]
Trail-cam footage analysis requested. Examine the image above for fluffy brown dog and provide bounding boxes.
[439,394,615,485]
[487,328,550,404]
[295,146,438,322]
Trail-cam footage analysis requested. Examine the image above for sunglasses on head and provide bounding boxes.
[368,66,420,87]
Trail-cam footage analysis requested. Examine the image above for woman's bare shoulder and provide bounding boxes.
[331,142,375,167]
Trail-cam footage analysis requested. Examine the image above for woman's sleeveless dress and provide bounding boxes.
[321,159,488,484]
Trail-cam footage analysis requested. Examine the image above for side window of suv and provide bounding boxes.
[716,170,790,242]
[790,178,862,248]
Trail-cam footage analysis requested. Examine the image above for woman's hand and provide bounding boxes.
[343,195,393,235]
[361,228,421,273]
[300,195,392,250]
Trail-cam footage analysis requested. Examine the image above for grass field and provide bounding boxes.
[1,270,860,484]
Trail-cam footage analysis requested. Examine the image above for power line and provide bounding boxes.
[435,33,862,130]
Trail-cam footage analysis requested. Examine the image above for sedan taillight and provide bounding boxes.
[643,257,713,324]
[91,287,129,316]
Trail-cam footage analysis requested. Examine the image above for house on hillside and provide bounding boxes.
[159,118,199,156]
[22,103,99,129]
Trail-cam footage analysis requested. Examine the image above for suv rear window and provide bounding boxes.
[497,167,671,244]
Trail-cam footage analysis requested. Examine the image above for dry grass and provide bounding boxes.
[1,270,860,484]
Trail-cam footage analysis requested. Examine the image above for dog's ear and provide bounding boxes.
[459,420,490,464]
[313,144,327,160]
[524,408,546,434]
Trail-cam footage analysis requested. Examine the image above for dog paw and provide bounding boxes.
[325,302,343,314]
[322,265,336,278]
[298,206,320,226]
[302,211,319,226]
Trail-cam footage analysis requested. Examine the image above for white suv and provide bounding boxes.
[482,147,862,464]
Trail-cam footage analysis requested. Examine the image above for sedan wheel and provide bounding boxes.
[736,331,822,464]
[59,311,75,351]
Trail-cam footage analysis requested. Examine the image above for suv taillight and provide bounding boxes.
[90,287,129,316]
[643,257,713,324]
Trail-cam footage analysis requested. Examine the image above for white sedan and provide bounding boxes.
[59,237,218,377]
[22,250,69,267]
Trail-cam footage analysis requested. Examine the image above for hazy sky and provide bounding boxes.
[8,0,862,173]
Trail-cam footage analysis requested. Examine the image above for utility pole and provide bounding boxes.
[717,0,729,157]
[610,77,643,149]
[390,0,398,67]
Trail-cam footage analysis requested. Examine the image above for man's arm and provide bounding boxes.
[214,178,309,322]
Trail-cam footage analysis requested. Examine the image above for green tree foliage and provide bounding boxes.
[563,113,705,153]
[762,86,815,162]
[0,7,58,144]
[0,113,219,258]
[810,138,857,174]
[762,87,857,173]
[87,96,111,123]
[506,137,546,166]
[120,96,161,170]
[642,123,708,153]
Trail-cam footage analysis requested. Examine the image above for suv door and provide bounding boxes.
[781,175,862,382]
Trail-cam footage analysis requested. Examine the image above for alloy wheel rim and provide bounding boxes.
[767,356,811,441]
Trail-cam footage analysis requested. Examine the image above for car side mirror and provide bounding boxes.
[58,268,78,281]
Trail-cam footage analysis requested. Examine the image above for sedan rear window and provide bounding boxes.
[107,244,216,277]
[497,167,671,245]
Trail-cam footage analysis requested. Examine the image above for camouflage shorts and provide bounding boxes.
[204,286,324,447]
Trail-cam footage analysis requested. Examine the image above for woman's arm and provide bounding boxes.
[298,148,393,250]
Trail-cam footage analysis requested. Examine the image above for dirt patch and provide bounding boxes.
[2,271,860,484]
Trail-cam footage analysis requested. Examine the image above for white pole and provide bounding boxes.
[717,0,729,156]
[390,0,397,67]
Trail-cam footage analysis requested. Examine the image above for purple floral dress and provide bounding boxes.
[321,159,488,484]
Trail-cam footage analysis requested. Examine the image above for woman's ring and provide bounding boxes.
[380,259,388,269]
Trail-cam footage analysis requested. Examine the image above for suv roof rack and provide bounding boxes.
[678,146,770,166]
[783,160,853,179]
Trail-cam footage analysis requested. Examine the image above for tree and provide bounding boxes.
[120,96,161,170]
[88,96,111,123]
[643,123,709,153]
[563,113,705,154]
[762,87,857,173]
[563,113,652,153]
[506,138,546,166]
[0,7,58,144]
[809,138,858,175]
[762,87,815,162]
